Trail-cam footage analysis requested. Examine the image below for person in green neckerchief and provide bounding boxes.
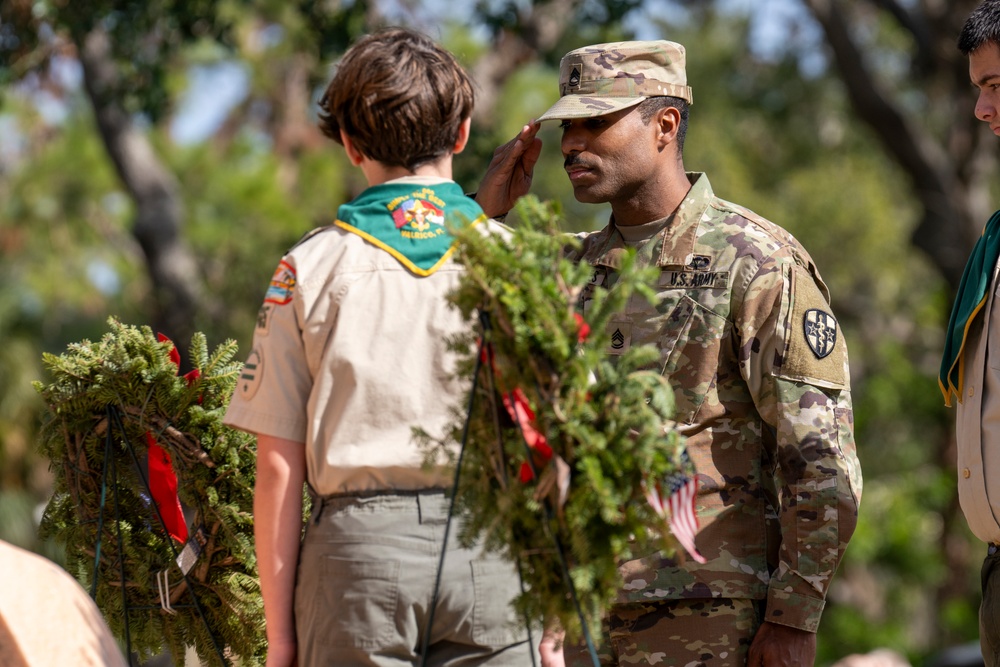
[942,3,1000,665]
[223,28,547,667]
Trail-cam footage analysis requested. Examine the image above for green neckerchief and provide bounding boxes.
[334,181,485,276]
[940,209,1000,406]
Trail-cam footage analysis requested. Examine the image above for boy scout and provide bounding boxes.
[224,28,539,667]
[943,3,1000,664]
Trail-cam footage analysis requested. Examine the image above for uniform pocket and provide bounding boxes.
[320,557,400,649]
[659,295,728,424]
[470,558,529,647]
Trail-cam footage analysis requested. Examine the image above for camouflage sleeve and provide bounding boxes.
[738,251,862,633]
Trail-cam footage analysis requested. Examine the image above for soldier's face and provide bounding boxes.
[970,42,1000,135]
[559,106,660,205]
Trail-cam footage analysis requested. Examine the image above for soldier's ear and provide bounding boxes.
[657,106,682,150]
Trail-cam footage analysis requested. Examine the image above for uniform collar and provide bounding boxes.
[580,172,714,270]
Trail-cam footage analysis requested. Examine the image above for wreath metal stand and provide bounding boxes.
[90,404,228,667]
[419,311,602,667]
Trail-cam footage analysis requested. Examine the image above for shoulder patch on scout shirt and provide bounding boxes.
[264,260,296,306]
[238,347,264,400]
[779,267,846,388]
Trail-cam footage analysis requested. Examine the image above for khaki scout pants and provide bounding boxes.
[982,544,1000,667]
[563,598,762,667]
[294,490,538,667]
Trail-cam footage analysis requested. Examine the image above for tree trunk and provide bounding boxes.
[76,26,209,351]
[801,0,996,290]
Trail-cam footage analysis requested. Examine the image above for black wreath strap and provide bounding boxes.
[34,320,266,663]
[419,310,539,667]
[93,404,229,666]
[483,306,600,667]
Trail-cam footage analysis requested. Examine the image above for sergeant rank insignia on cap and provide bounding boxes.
[803,308,837,359]
[568,66,581,89]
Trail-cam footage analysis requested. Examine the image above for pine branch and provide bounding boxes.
[425,196,690,642]
[33,317,267,665]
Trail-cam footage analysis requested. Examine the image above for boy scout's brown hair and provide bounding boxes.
[318,28,475,171]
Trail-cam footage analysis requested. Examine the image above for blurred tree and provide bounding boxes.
[0,0,990,664]
[0,0,249,348]
[797,0,993,291]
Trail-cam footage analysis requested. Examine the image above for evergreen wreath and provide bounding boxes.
[34,318,265,666]
[424,196,695,645]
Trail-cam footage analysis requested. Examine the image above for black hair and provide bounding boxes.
[637,96,689,153]
[959,0,1000,55]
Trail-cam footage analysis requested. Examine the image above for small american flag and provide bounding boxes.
[643,452,705,564]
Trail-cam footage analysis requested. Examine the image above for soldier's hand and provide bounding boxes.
[746,621,816,667]
[475,122,542,219]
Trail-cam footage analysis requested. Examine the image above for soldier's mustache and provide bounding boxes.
[564,154,596,170]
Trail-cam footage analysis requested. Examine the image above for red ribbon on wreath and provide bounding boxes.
[146,431,188,544]
[481,313,591,483]
[145,333,200,544]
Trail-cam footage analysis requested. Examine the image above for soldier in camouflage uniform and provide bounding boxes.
[476,40,863,667]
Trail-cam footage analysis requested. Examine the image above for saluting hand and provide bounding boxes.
[475,122,542,219]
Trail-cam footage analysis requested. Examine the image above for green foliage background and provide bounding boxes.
[0,1,983,664]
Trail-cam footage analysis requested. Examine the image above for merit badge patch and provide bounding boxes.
[264,260,296,306]
[803,308,838,359]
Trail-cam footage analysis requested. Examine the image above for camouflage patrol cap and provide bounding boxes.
[536,40,693,122]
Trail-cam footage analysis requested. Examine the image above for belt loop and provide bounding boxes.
[308,484,324,524]
[417,493,424,525]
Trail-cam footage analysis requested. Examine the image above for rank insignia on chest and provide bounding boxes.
[606,320,631,356]
[803,308,838,359]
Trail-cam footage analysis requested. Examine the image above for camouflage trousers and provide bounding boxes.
[563,598,763,667]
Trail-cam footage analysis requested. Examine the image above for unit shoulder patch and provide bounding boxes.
[803,308,837,359]
[779,268,846,388]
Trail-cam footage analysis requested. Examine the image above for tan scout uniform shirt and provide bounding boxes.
[955,257,1000,545]
[224,176,489,496]
[0,540,126,667]
[570,173,862,633]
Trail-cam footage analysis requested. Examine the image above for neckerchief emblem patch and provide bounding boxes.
[391,197,444,232]
[803,308,837,359]
[335,181,485,276]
